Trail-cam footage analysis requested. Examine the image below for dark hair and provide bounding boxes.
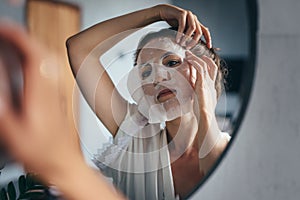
[133,27,227,99]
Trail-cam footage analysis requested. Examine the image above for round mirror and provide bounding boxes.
[0,0,257,199]
[71,0,257,199]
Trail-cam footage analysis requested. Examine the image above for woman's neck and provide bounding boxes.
[166,112,199,157]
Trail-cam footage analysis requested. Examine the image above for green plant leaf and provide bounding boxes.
[0,188,8,200]
[25,174,45,190]
[18,191,46,200]
[7,182,16,200]
[25,174,35,190]
[28,186,46,191]
[18,175,26,195]
[1,173,57,200]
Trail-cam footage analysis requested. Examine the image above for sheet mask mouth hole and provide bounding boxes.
[156,89,177,102]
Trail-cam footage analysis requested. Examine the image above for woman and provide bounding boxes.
[67,4,230,200]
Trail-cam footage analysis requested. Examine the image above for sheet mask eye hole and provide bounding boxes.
[142,70,151,79]
[162,54,182,68]
[140,64,152,79]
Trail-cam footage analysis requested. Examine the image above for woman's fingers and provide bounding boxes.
[186,15,202,49]
[189,59,204,90]
[202,55,218,81]
[159,5,212,48]
[180,11,196,46]
[186,52,218,117]
[186,51,218,82]
[200,25,212,49]
[184,11,197,37]
[186,51,208,89]
[178,12,211,49]
[0,22,26,144]
[0,97,24,153]
[175,10,187,43]
[186,51,209,76]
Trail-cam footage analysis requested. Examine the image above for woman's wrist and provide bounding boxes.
[138,5,163,27]
[150,4,165,22]
[198,115,221,158]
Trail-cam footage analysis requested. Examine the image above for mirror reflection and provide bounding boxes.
[0,0,253,199]
[68,0,250,199]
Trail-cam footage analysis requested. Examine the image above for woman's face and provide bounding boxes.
[136,37,195,104]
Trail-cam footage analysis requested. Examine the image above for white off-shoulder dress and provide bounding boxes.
[93,104,230,200]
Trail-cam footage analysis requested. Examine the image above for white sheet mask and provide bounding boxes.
[143,37,186,58]
[118,103,162,139]
[127,37,195,123]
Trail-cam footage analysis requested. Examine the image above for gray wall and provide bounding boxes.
[173,0,249,58]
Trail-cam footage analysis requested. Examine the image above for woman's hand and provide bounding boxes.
[186,51,218,124]
[156,4,212,49]
[0,21,125,200]
[0,21,82,183]
[185,50,221,152]
[185,51,230,173]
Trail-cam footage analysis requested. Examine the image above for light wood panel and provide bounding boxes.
[26,0,81,139]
